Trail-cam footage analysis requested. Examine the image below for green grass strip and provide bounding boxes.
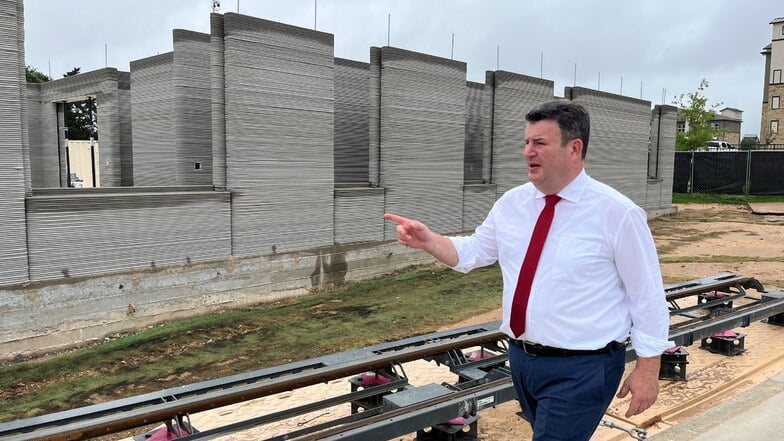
[0,265,502,420]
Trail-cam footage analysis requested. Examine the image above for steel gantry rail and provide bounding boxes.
[0,323,509,441]
[1,273,783,441]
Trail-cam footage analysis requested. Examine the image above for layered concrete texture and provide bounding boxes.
[26,83,58,188]
[489,71,555,196]
[118,72,133,186]
[0,0,29,286]
[25,188,231,281]
[17,0,30,195]
[221,13,335,256]
[334,57,370,184]
[210,13,227,189]
[332,59,380,244]
[567,86,652,207]
[462,80,496,231]
[646,105,677,211]
[334,187,384,244]
[28,72,129,189]
[461,182,497,231]
[28,68,130,187]
[131,52,176,186]
[26,82,64,188]
[368,47,381,186]
[173,29,212,185]
[377,47,467,239]
[464,81,485,182]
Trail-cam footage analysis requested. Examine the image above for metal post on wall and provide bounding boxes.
[745,150,751,196]
[688,152,694,194]
[88,96,97,187]
[65,143,71,188]
[651,106,662,179]
[56,101,64,187]
[90,141,97,188]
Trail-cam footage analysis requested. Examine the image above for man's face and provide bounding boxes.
[523,120,582,195]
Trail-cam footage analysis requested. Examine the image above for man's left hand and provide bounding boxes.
[616,356,661,417]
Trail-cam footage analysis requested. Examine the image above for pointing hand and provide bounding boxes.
[383,213,433,250]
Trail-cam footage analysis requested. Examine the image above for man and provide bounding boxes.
[384,100,670,440]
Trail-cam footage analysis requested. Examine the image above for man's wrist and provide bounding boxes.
[634,355,661,374]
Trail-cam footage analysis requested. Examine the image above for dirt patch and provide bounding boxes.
[653,204,784,289]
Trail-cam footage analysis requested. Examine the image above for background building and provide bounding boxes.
[711,107,743,145]
[761,17,784,143]
[676,107,743,147]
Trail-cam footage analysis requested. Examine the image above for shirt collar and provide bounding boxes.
[534,169,587,204]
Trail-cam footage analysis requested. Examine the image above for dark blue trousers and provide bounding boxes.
[509,341,626,441]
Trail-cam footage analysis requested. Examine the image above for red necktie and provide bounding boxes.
[510,194,561,337]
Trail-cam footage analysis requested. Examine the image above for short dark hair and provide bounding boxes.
[525,100,590,159]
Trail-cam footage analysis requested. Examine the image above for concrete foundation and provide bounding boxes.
[0,240,436,361]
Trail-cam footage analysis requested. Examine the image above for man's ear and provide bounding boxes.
[570,139,584,158]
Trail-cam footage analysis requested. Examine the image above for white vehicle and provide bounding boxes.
[705,140,736,151]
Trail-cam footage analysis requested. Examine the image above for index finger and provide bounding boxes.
[383,213,410,225]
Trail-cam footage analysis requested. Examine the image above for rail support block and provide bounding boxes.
[762,291,784,326]
[660,346,689,381]
[700,332,746,356]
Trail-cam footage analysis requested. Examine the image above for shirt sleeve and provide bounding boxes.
[614,206,672,357]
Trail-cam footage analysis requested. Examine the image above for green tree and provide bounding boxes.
[25,65,51,83]
[672,79,725,151]
[739,136,758,151]
[65,98,97,141]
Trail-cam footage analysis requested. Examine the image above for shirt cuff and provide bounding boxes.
[630,328,673,358]
[447,236,472,273]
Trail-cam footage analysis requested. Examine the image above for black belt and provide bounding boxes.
[510,339,625,357]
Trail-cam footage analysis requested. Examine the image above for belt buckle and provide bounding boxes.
[522,340,538,356]
[511,339,532,355]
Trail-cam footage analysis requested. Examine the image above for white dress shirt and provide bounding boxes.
[450,170,671,357]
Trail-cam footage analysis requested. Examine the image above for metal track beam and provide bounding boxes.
[3,274,783,441]
[0,324,506,441]
[664,273,763,302]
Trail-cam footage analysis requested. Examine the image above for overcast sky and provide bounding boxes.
[23,0,782,138]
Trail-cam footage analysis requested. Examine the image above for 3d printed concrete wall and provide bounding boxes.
[489,71,556,196]
[173,29,212,185]
[220,13,336,257]
[3,5,677,358]
[334,57,370,184]
[26,83,58,188]
[646,104,678,211]
[131,52,176,186]
[28,68,130,188]
[0,0,29,286]
[376,46,467,239]
[464,81,485,183]
[25,188,231,281]
[567,86,653,207]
